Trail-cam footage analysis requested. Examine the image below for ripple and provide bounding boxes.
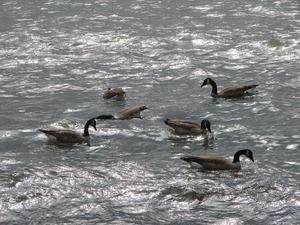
[1,0,299,224]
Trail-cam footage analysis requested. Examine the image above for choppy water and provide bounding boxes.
[0,0,299,224]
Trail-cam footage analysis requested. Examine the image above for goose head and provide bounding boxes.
[83,118,97,137]
[90,118,97,131]
[201,78,212,87]
[243,149,254,162]
[234,149,254,163]
[201,119,211,133]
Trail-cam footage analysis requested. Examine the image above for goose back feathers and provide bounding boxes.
[181,149,254,170]
[201,78,258,98]
[97,105,148,120]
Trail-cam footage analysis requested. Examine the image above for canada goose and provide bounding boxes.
[181,149,254,170]
[96,105,148,120]
[39,118,97,144]
[201,78,258,98]
[164,118,211,135]
[103,87,126,100]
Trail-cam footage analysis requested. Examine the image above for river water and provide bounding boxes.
[0,0,299,224]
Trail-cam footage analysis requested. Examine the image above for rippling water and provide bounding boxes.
[0,0,299,224]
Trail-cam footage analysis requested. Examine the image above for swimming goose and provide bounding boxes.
[164,118,211,135]
[103,87,126,100]
[201,78,258,98]
[39,118,97,144]
[181,149,254,170]
[96,105,148,120]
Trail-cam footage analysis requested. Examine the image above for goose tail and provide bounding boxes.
[164,118,176,126]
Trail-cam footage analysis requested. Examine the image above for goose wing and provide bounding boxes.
[219,85,258,97]
[165,119,200,129]
[39,129,85,143]
[181,155,227,164]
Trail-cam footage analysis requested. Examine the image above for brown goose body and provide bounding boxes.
[181,149,254,171]
[164,118,211,135]
[39,118,97,144]
[115,105,147,120]
[201,78,258,98]
[39,129,88,143]
[103,87,126,100]
[96,105,148,120]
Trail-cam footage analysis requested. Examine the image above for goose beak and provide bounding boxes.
[248,154,254,162]
[92,124,97,131]
[201,81,206,87]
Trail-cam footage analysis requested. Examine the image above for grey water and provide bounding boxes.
[0,0,299,224]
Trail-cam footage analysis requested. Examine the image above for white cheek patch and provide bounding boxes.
[207,79,211,85]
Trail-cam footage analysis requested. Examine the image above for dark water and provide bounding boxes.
[0,0,299,224]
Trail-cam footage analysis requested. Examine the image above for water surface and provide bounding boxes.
[0,0,299,224]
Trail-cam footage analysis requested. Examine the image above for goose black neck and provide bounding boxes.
[83,118,94,137]
[232,149,247,163]
[209,79,218,95]
[96,115,115,120]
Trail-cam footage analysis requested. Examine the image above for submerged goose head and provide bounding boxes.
[96,105,148,120]
[181,149,254,170]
